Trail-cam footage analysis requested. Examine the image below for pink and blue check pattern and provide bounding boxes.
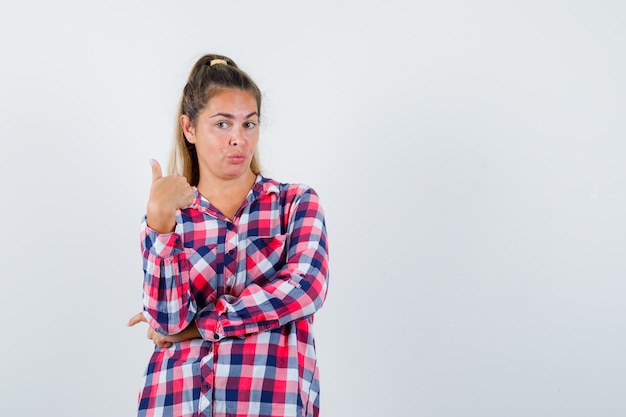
[137,176,329,417]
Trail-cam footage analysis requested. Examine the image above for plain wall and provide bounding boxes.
[1,1,625,416]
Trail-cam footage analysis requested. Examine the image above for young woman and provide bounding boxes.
[128,54,330,417]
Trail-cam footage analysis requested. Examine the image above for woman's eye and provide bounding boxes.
[216,121,229,129]
[245,122,256,129]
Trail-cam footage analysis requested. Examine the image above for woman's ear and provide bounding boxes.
[180,115,196,143]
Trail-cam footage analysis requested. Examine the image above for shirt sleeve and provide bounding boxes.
[194,186,330,341]
[140,213,197,335]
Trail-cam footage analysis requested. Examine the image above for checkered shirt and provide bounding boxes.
[136,176,329,417]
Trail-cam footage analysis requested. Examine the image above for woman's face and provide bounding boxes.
[182,88,259,182]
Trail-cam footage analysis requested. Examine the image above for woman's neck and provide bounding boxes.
[197,170,257,219]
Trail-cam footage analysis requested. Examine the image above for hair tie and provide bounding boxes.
[210,59,228,66]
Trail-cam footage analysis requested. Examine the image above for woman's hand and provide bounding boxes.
[128,312,202,348]
[146,159,195,233]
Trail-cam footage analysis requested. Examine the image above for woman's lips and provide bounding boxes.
[227,154,246,163]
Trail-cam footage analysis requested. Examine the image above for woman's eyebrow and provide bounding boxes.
[209,112,258,119]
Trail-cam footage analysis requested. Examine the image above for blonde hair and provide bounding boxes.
[168,54,262,184]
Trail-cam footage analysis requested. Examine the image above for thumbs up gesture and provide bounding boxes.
[146,159,195,233]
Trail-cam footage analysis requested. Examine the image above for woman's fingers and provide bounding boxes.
[129,311,172,348]
[127,312,147,326]
[146,172,194,233]
[147,327,173,348]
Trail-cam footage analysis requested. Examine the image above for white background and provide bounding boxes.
[1,1,625,416]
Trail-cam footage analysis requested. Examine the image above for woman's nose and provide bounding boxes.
[230,128,245,146]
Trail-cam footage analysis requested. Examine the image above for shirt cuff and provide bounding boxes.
[142,225,183,258]
[196,310,224,342]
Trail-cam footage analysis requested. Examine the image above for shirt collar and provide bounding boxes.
[188,175,280,215]
[252,175,280,198]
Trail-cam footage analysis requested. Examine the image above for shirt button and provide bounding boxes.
[214,334,221,341]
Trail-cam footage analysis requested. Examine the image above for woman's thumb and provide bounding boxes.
[150,159,162,182]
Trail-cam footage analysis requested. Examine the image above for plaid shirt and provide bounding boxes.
[137,176,329,417]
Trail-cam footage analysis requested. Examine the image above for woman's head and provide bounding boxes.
[169,54,262,185]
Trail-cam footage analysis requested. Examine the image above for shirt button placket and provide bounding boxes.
[198,358,213,416]
[224,221,239,291]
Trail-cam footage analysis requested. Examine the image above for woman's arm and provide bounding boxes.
[140,159,197,335]
[140,219,199,335]
[194,186,330,341]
